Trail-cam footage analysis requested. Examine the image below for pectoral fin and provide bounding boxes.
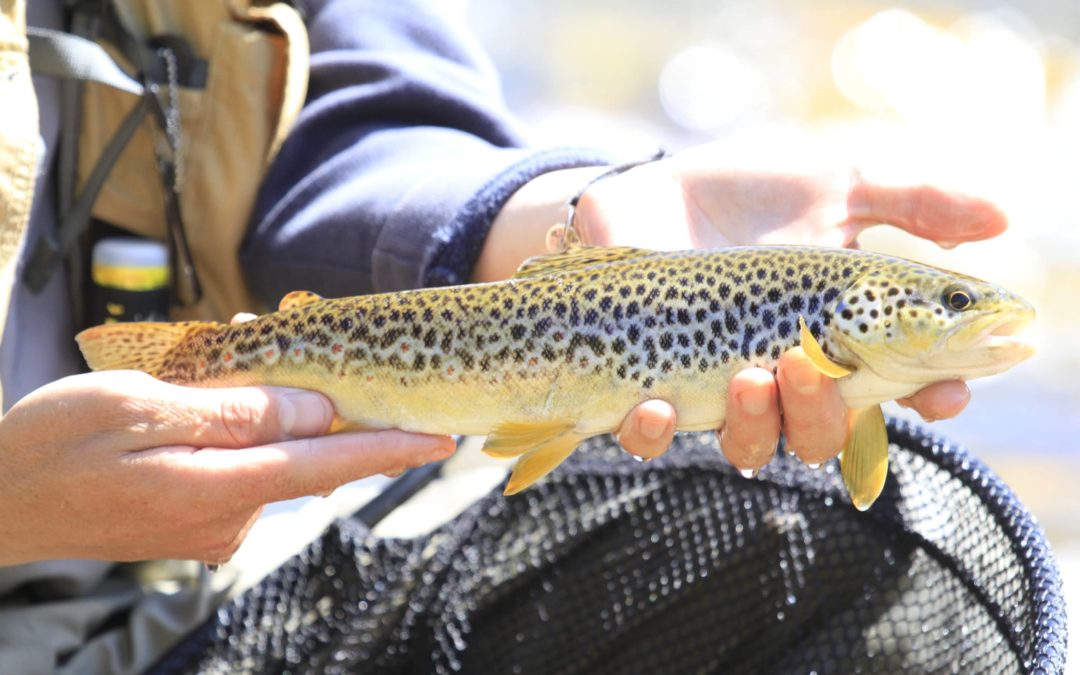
[504,432,585,496]
[840,405,889,511]
[799,315,852,379]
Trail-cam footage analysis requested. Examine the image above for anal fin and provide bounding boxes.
[504,432,584,496]
[481,420,575,459]
[840,405,889,511]
[481,421,584,495]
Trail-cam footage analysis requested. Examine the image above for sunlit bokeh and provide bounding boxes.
[468,1,1080,663]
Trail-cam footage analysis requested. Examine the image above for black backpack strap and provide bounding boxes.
[21,9,204,308]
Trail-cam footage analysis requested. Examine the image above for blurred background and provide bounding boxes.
[467,0,1079,665]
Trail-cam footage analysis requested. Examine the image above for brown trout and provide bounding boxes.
[76,245,1035,509]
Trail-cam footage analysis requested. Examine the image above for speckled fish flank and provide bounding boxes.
[76,245,1035,507]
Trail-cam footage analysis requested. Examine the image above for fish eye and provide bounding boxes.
[942,286,975,312]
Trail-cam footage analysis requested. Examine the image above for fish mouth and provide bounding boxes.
[946,306,1036,366]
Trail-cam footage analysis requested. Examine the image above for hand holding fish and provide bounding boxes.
[0,371,454,565]
[477,149,1009,477]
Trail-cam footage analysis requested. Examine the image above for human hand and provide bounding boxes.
[572,147,1003,470]
[0,370,455,566]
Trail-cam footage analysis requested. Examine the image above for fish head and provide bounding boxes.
[827,259,1035,385]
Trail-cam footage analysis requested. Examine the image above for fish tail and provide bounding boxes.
[76,321,222,376]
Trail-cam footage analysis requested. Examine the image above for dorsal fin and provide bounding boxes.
[278,290,324,312]
[512,245,652,279]
[799,315,852,378]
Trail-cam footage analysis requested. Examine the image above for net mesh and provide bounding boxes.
[153,419,1067,674]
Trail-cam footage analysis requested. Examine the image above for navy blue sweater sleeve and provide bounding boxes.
[241,0,611,302]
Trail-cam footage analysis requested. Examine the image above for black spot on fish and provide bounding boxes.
[677,334,690,348]
[777,320,792,339]
[510,325,527,340]
[725,313,739,334]
[718,283,731,299]
[680,354,692,369]
[642,376,655,389]
[659,333,674,350]
[841,308,854,320]
[790,295,804,312]
[628,325,641,344]
[801,275,813,290]
[761,309,775,329]
[859,323,869,333]
[755,339,768,357]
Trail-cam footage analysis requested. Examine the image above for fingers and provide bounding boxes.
[99,375,336,450]
[776,348,848,465]
[847,177,1008,246]
[197,430,456,505]
[719,368,781,474]
[897,380,970,422]
[616,399,677,460]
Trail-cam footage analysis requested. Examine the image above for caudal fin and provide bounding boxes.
[75,321,222,376]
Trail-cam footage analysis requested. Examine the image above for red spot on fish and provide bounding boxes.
[366,375,375,382]
[447,366,455,375]
[223,353,233,363]
[294,348,303,356]
[401,343,410,352]
[332,344,343,354]
[553,332,564,341]
[528,357,538,367]
[265,350,275,359]
[198,361,206,370]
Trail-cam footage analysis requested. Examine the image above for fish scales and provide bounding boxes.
[77,245,1035,504]
[146,248,865,435]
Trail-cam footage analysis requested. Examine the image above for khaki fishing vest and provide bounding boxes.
[0,0,308,408]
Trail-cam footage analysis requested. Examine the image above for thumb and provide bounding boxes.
[846,175,1008,245]
[123,377,335,449]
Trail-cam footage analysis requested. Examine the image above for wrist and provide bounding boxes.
[471,166,607,282]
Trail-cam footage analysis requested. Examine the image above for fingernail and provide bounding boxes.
[785,362,822,396]
[736,386,771,416]
[740,468,760,479]
[631,454,645,463]
[938,240,959,250]
[639,415,667,441]
[808,462,821,470]
[279,391,333,438]
[421,435,456,462]
[382,469,405,478]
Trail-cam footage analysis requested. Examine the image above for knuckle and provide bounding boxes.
[219,394,272,447]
